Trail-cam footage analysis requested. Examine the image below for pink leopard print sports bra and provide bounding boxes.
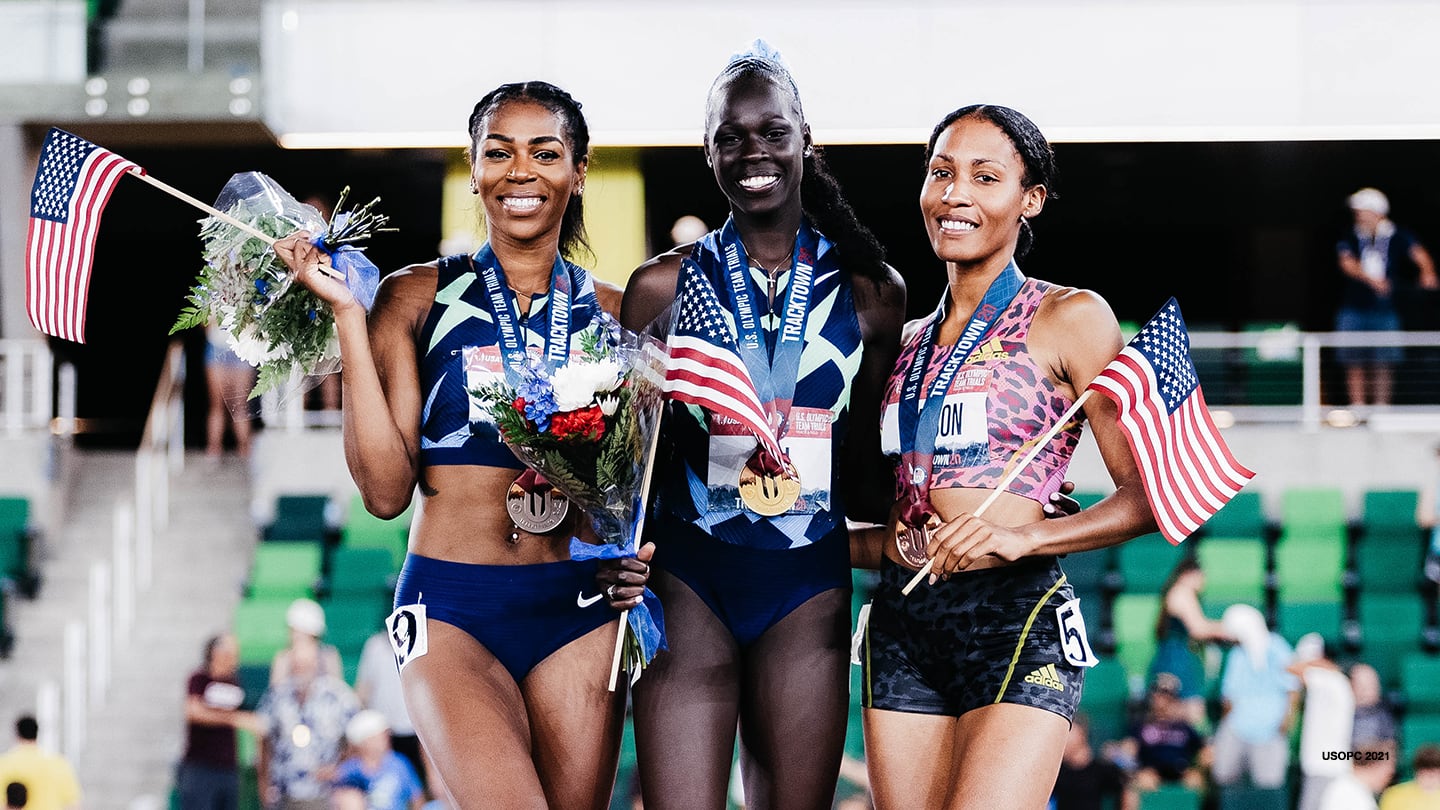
[880,279,1085,505]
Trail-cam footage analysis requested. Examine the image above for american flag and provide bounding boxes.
[664,260,784,462]
[26,128,143,343]
[1087,298,1255,544]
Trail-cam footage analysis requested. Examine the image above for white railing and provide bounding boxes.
[0,339,56,437]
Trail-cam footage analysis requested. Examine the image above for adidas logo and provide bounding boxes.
[1023,664,1065,691]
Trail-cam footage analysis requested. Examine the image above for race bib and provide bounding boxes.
[1055,598,1098,668]
[387,603,429,673]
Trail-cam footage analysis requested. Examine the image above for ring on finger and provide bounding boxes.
[606,584,617,600]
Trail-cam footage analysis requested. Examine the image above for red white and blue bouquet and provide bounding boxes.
[471,314,668,685]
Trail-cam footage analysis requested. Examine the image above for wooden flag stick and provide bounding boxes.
[608,409,668,692]
[901,389,1093,596]
[130,169,345,281]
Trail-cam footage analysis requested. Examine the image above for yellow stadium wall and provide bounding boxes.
[439,147,647,288]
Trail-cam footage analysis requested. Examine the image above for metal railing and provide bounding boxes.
[0,339,56,436]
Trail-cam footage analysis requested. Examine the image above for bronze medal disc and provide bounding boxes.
[895,517,939,570]
[738,458,802,516]
[506,478,569,534]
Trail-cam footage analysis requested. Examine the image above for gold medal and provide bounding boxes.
[505,476,569,535]
[738,457,802,516]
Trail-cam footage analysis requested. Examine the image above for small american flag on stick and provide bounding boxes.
[663,259,784,463]
[26,128,143,343]
[1087,298,1255,543]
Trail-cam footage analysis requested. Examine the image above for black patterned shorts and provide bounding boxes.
[862,557,1084,721]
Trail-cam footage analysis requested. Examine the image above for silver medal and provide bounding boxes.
[505,478,569,534]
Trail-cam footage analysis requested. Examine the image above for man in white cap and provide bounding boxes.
[1335,187,1437,407]
[1288,633,1354,810]
[270,597,343,687]
[332,709,425,810]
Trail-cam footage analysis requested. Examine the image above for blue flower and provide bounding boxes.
[254,278,269,294]
[517,372,558,432]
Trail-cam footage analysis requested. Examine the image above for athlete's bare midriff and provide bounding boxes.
[406,464,588,565]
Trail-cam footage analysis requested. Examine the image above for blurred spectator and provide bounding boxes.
[354,630,427,794]
[669,214,708,247]
[1211,604,1298,789]
[1289,633,1355,810]
[178,633,258,810]
[1052,712,1137,810]
[1334,187,1438,407]
[270,598,343,687]
[4,781,23,809]
[1320,742,1396,810]
[1149,557,1230,725]
[205,324,258,460]
[0,716,80,810]
[256,639,358,809]
[1127,673,1208,793]
[1351,662,1398,748]
[1379,744,1440,809]
[331,710,424,810]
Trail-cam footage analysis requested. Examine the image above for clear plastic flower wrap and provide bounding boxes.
[470,314,670,685]
[170,172,391,399]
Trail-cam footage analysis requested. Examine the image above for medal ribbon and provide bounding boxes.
[701,217,833,470]
[896,261,1025,526]
[472,242,574,386]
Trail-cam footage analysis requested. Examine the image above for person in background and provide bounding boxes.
[270,598,343,687]
[205,321,258,460]
[1125,673,1208,793]
[1288,633,1354,810]
[4,782,24,810]
[1350,662,1398,748]
[1052,712,1136,810]
[256,640,358,810]
[1379,744,1440,810]
[1148,557,1231,726]
[354,630,427,795]
[1334,187,1438,407]
[1210,604,1298,790]
[0,716,80,810]
[331,710,425,810]
[178,633,258,810]
[1319,742,1396,810]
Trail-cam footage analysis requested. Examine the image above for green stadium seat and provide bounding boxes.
[1217,785,1288,810]
[0,495,39,597]
[325,547,396,598]
[1355,534,1424,594]
[1112,593,1162,682]
[235,662,270,711]
[1281,487,1347,532]
[1117,534,1187,594]
[232,597,294,665]
[1275,600,1344,649]
[265,494,331,543]
[1358,593,1427,687]
[1197,537,1267,606]
[1400,712,1440,767]
[1139,784,1201,810]
[1079,658,1132,745]
[246,543,322,599]
[1400,653,1440,714]
[1062,548,1115,597]
[339,494,411,571]
[1363,489,1420,534]
[1274,528,1347,603]
[1202,491,1269,538]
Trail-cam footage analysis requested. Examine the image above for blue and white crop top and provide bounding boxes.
[416,251,604,469]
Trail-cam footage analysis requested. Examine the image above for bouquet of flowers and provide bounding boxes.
[170,172,392,399]
[471,314,669,686]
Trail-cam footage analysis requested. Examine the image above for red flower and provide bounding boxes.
[512,396,527,414]
[548,405,606,441]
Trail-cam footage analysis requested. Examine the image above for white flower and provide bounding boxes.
[226,326,284,367]
[598,394,620,416]
[550,359,623,411]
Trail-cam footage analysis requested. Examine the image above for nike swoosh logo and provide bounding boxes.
[576,591,604,608]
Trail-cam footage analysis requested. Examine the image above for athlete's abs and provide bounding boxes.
[407,465,580,565]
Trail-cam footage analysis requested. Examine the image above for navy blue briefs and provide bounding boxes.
[652,516,851,648]
[393,552,615,684]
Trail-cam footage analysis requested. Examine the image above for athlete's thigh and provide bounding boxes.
[863,707,957,810]
[523,617,628,810]
[944,703,1069,810]
[398,619,545,810]
[738,587,851,810]
[631,568,742,810]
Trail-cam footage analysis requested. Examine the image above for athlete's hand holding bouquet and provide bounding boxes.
[470,313,669,688]
[171,172,392,399]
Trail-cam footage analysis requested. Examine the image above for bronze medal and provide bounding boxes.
[895,517,939,570]
[505,477,569,535]
[737,457,802,516]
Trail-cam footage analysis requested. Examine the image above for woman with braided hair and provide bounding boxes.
[276,81,626,809]
[600,42,906,809]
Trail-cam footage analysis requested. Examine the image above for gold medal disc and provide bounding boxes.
[738,459,802,516]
